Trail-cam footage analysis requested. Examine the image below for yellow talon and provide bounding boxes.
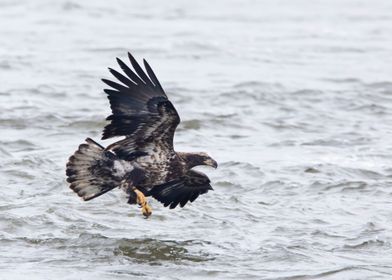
[141,203,152,217]
[133,188,152,218]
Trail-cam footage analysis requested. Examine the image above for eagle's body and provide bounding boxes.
[66,53,217,216]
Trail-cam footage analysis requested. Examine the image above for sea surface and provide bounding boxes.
[1,0,392,279]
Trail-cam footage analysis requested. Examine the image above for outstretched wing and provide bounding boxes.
[102,53,180,159]
[148,170,213,209]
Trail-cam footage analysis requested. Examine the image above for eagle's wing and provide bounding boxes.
[148,170,213,209]
[102,53,180,158]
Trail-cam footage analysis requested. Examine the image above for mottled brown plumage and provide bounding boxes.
[66,53,217,215]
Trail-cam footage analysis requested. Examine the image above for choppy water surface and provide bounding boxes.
[1,0,392,279]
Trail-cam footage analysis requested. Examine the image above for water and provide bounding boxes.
[1,0,392,279]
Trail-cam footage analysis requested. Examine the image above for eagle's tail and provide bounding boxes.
[66,138,120,201]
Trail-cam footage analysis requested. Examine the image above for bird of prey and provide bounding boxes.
[66,53,217,217]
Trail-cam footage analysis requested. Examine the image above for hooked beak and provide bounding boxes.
[205,158,218,169]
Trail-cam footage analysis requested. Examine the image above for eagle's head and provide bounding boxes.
[181,152,218,169]
[198,152,218,168]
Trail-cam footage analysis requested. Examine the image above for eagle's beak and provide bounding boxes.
[205,158,218,169]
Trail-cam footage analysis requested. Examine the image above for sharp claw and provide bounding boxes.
[142,204,152,218]
[133,187,152,217]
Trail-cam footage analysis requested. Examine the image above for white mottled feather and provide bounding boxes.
[112,160,134,178]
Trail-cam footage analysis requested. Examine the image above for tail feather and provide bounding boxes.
[66,138,120,201]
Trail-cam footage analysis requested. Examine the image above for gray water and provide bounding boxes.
[1,0,392,279]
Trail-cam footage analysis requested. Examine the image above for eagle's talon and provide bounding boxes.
[142,203,152,218]
[133,187,152,217]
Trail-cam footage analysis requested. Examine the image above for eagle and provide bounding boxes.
[66,53,217,217]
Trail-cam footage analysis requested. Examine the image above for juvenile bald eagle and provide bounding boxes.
[66,53,217,217]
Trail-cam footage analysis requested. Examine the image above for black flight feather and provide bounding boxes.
[102,78,129,92]
[143,59,166,95]
[108,68,136,88]
[128,52,154,87]
[116,57,145,85]
[101,54,179,144]
[149,170,213,209]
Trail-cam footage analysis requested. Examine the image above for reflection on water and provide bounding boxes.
[115,238,212,264]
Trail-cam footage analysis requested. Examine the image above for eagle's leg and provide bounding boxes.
[132,187,152,217]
